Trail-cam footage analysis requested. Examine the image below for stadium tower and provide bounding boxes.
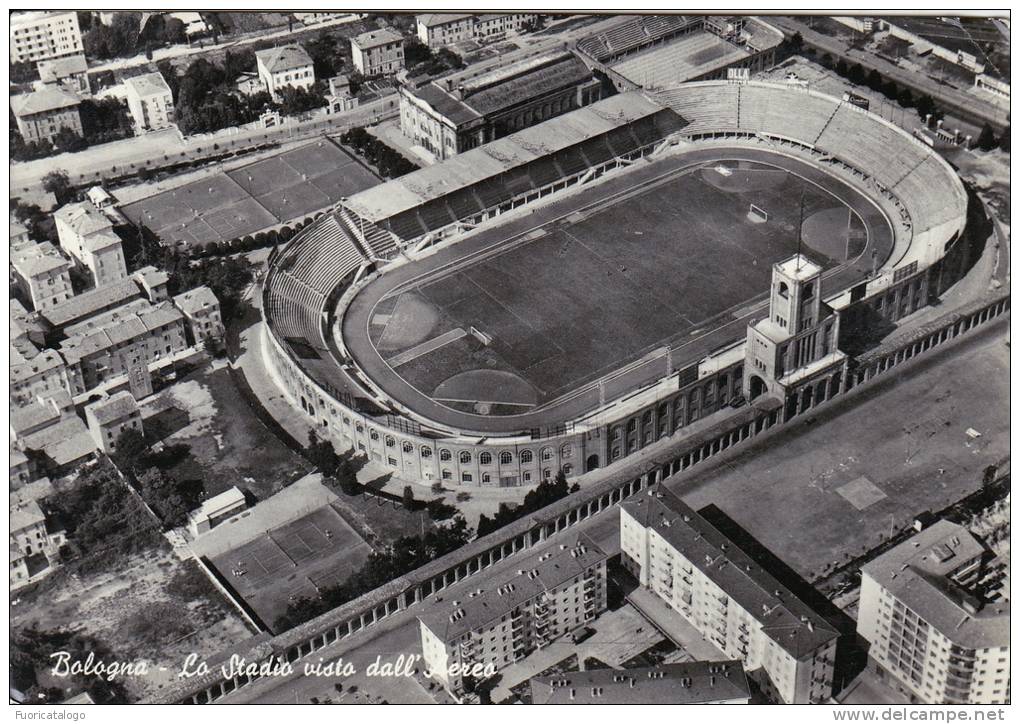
[742,254,848,418]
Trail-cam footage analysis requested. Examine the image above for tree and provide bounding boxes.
[788,31,804,54]
[306,430,339,475]
[110,428,149,473]
[42,170,74,205]
[982,464,998,487]
[137,468,195,528]
[402,485,416,510]
[975,123,998,151]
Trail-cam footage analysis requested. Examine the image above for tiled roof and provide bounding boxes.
[85,391,139,426]
[10,87,80,117]
[10,349,65,384]
[416,13,473,28]
[352,28,403,50]
[11,242,70,278]
[37,54,88,82]
[11,499,46,533]
[42,277,141,330]
[621,486,840,659]
[256,45,313,74]
[53,202,113,237]
[173,285,219,316]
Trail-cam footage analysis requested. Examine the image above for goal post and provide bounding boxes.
[749,203,769,223]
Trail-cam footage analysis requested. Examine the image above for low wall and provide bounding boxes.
[153,288,1009,703]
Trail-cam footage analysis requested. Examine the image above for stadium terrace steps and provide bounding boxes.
[577,15,694,62]
[655,84,739,135]
[737,84,837,143]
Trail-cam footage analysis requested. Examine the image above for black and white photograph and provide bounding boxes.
[7,5,1011,714]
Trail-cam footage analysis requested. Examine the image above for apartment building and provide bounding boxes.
[351,29,405,77]
[11,241,74,311]
[255,45,315,101]
[530,660,751,704]
[85,391,143,454]
[54,201,128,287]
[172,285,223,346]
[620,486,840,704]
[37,53,90,96]
[474,13,537,41]
[418,534,608,697]
[10,333,71,409]
[10,11,83,64]
[858,520,1010,705]
[10,221,31,247]
[123,72,175,132]
[58,298,188,395]
[10,87,83,145]
[416,13,539,48]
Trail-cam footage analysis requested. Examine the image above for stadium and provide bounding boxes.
[260,79,969,489]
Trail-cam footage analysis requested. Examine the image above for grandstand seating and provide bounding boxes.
[652,80,966,249]
[267,271,326,346]
[577,15,695,62]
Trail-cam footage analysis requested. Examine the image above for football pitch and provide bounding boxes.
[122,138,380,248]
[369,159,870,415]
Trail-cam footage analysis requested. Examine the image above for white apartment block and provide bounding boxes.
[351,29,405,76]
[172,285,223,345]
[10,11,83,64]
[620,487,840,704]
[54,201,128,287]
[418,534,608,697]
[858,520,1010,705]
[10,241,74,311]
[85,391,143,454]
[255,45,315,101]
[415,13,539,48]
[123,72,175,132]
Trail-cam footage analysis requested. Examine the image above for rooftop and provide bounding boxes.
[85,391,140,426]
[53,202,113,237]
[10,220,29,239]
[37,54,88,82]
[11,242,70,279]
[191,487,247,522]
[11,499,46,533]
[173,285,219,315]
[124,71,172,98]
[21,415,94,467]
[10,87,81,117]
[862,520,1010,650]
[776,254,822,281]
[10,398,62,437]
[41,277,142,329]
[352,28,404,50]
[530,660,750,704]
[59,300,183,363]
[416,13,473,28]
[418,533,607,641]
[10,349,65,384]
[255,44,314,74]
[621,485,840,659]
[344,91,670,223]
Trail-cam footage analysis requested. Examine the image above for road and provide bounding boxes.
[771,17,1010,131]
[221,316,1009,703]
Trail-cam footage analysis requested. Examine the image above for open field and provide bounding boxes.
[141,361,311,501]
[122,138,379,247]
[11,549,250,702]
[370,159,868,414]
[209,504,373,630]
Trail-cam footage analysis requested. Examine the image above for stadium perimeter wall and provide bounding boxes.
[158,289,1009,703]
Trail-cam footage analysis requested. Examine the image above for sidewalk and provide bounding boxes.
[626,585,727,661]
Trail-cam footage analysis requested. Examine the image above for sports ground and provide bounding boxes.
[364,157,873,418]
[209,503,373,631]
[122,138,380,248]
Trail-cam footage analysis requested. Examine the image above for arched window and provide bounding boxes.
[356,423,364,433]
[421,446,432,459]
[560,444,572,459]
[563,464,573,476]
[385,435,395,447]
[440,449,452,462]
[520,450,533,464]
[402,441,413,454]
[658,403,669,420]
[542,468,552,480]
[459,451,471,464]
[778,281,790,299]
[462,471,473,482]
[499,451,512,465]
[482,473,491,484]
[541,447,554,462]
[642,411,652,426]
[627,419,637,434]
[479,452,492,466]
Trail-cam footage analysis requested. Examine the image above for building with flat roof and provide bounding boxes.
[188,486,248,536]
[54,201,127,287]
[529,660,751,704]
[620,486,840,704]
[10,87,83,145]
[351,28,405,77]
[37,53,90,96]
[11,241,73,311]
[172,285,223,346]
[10,11,83,64]
[418,534,608,698]
[84,391,143,454]
[123,72,175,133]
[255,45,315,101]
[858,520,1010,705]
[398,47,601,160]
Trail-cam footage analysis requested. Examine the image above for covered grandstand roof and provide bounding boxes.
[342,91,678,224]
